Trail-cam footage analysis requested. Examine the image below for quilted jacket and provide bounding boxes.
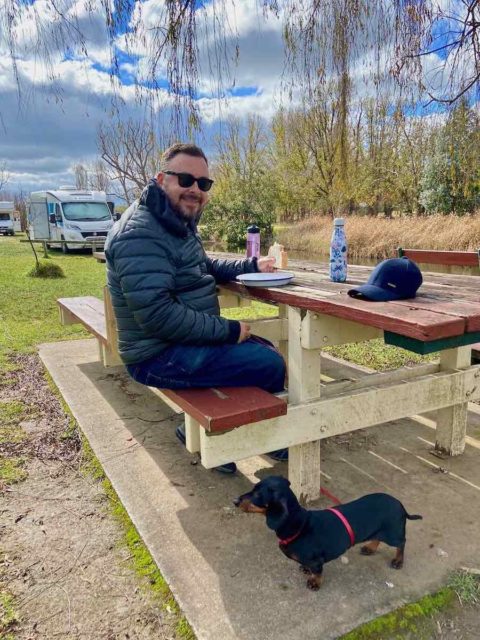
[105,180,258,364]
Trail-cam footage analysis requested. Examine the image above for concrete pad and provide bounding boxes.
[39,339,480,640]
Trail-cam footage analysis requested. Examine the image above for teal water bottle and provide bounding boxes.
[329,218,347,282]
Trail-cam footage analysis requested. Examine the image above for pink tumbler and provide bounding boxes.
[246,224,260,258]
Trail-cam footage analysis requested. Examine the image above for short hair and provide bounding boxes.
[160,143,208,170]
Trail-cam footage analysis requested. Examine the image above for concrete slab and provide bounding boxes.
[39,339,480,640]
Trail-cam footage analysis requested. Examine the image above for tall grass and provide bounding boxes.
[277,214,480,259]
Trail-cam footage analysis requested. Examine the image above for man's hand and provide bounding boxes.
[257,256,276,273]
[237,321,251,343]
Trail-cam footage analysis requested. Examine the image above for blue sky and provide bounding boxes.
[0,0,475,197]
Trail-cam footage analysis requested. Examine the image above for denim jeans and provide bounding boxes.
[126,336,286,393]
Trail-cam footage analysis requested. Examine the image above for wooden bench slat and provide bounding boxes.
[160,387,287,432]
[58,296,107,342]
[398,248,480,267]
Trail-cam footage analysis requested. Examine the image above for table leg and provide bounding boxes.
[287,308,321,502]
[435,346,471,455]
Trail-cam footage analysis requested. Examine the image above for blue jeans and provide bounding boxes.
[126,336,286,393]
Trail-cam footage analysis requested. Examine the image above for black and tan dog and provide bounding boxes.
[234,476,422,590]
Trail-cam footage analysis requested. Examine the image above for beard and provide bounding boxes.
[172,196,204,222]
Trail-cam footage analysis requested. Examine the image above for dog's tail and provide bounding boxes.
[406,513,422,520]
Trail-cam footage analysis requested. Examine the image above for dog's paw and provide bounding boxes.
[306,576,322,591]
[299,565,310,574]
[360,545,376,556]
[390,558,403,570]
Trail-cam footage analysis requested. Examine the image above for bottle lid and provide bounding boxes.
[247,224,260,233]
[334,218,345,226]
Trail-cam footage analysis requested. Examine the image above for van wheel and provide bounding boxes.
[61,237,70,254]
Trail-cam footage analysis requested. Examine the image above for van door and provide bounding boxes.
[28,201,49,239]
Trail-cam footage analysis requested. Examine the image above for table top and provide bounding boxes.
[214,253,480,346]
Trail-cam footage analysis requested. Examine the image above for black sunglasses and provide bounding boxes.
[163,171,214,192]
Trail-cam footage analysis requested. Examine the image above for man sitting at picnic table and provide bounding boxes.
[105,143,287,474]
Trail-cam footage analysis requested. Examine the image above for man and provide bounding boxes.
[105,143,286,474]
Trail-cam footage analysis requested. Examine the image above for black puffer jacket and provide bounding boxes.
[105,181,258,365]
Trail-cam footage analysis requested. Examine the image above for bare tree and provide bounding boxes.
[96,118,173,203]
[0,162,10,192]
[88,160,111,193]
[74,163,88,189]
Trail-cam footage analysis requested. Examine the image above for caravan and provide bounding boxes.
[28,187,115,252]
[0,201,16,236]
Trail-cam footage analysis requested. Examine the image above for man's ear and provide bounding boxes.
[156,172,164,187]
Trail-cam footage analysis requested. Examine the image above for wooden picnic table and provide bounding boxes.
[201,253,480,500]
[89,249,480,501]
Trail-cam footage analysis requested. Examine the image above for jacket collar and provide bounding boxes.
[139,179,198,238]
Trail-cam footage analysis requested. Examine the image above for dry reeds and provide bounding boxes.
[277,214,480,260]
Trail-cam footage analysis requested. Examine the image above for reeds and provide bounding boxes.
[276,214,480,260]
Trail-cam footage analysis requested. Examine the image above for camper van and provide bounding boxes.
[28,187,115,252]
[0,201,15,236]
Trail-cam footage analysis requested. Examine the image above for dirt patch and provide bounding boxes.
[0,355,177,639]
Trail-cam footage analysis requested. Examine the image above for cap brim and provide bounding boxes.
[347,284,402,302]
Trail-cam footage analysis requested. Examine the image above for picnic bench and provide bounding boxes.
[58,256,480,502]
[397,247,480,362]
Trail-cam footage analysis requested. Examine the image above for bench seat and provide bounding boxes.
[158,387,287,432]
[57,295,287,433]
[58,296,108,342]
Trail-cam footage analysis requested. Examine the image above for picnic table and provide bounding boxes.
[206,253,480,500]
[64,252,480,502]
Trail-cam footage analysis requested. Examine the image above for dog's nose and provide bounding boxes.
[233,498,240,507]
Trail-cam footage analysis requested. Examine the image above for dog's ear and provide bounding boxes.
[265,492,290,531]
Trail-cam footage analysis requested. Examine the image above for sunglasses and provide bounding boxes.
[163,171,214,192]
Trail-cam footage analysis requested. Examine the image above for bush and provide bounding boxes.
[27,262,65,278]
[202,198,274,250]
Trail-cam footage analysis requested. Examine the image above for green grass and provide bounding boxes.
[339,588,454,639]
[0,457,27,484]
[0,401,29,445]
[0,236,106,368]
[0,590,19,638]
[448,570,480,605]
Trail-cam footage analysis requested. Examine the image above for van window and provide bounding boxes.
[62,202,111,222]
[0,213,10,220]
[55,203,62,222]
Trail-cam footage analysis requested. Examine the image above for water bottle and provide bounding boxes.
[246,224,260,258]
[329,218,347,282]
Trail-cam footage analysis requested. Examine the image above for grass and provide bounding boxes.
[0,236,106,368]
[339,588,454,640]
[277,213,480,260]
[448,570,480,605]
[0,590,19,638]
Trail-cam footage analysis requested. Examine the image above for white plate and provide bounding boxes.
[236,271,295,287]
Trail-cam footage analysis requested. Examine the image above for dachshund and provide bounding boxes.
[234,476,422,590]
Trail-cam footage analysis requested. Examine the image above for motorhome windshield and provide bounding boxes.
[62,202,112,222]
[0,214,11,220]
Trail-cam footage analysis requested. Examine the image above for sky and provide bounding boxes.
[0,0,476,198]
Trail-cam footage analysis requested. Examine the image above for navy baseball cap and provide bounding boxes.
[348,257,423,302]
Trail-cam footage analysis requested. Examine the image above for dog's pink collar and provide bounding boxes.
[278,530,302,547]
[326,508,355,546]
[277,519,308,547]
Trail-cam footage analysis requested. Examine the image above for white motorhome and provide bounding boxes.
[0,201,15,236]
[28,187,115,252]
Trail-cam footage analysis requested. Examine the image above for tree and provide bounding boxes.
[96,118,173,203]
[74,164,88,190]
[420,100,480,214]
[0,162,9,192]
[203,117,276,247]
[2,0,478,126]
